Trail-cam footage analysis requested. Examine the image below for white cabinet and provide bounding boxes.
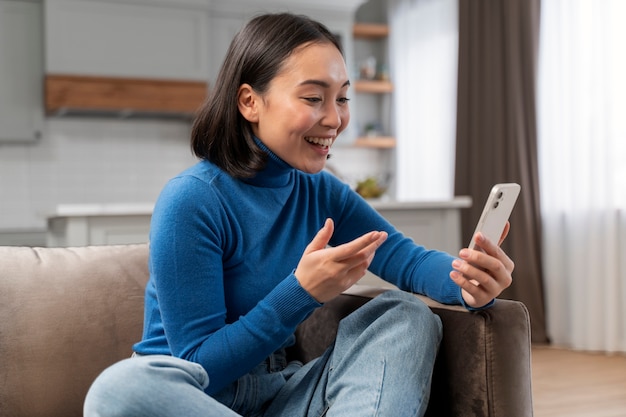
[46,204,153,247]
[44,0,210,80]
[207,10,247,84]
[0,1,44,142]
[359,197,472,288]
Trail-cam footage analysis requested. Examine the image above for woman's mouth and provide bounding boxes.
[305,137,334,148]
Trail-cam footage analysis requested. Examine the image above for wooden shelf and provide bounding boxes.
[45,74,207,116]
[353,23,389,38]
[354,80,393,93]
[354,136,396,148]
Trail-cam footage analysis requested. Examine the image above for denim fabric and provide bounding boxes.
[84,291,442,417]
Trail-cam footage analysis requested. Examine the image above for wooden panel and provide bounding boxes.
[45,74,207,115]
[353,80,394,93]
[353,23,389,38]
[354,137,396,148]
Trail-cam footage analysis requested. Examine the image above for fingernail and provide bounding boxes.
[459,249,470,258]
[452,259,462,269]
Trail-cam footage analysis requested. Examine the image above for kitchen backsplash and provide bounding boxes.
[0,118,386,233]
[0,118,196,231]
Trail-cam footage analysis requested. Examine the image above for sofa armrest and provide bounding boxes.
[291,285,533,417]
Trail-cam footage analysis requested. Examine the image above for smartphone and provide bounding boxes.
[468,183,521,250]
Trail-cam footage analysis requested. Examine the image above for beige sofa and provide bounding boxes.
[0,244,533,416]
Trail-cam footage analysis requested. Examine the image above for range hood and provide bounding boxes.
[45,74,208,119]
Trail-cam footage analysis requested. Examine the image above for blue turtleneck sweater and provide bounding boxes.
[133,145,466,394]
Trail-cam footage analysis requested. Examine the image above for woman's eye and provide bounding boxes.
[337,97,350,105]
[304,97,322,103]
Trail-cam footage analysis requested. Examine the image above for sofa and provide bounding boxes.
[0,243,533,417]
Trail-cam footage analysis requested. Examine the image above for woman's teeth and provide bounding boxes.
[305,137,333,147]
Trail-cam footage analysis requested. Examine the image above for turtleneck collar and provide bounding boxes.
[242,138,295,188]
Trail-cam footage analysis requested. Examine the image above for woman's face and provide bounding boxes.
[238,42,351,174]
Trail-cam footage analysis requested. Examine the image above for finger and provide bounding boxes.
[346,246,378,276]
[449,271,491,307]
[471,234,511,268]
[472,232,498,253]
[332,231,387,262]
[451,258,498,292]
[460,247,513,281]
[480,240,514,274]
[303,218,334,255]
[498,222,511,246]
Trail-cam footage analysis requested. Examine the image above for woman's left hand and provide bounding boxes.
[449,222,514,308]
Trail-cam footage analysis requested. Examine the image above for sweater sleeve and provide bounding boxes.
[329,184,470,306]
[149,176,320,395]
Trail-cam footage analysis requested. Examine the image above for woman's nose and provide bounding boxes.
[321,103,343,130]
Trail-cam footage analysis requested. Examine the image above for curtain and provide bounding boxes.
[454,0,548,342]
[538,0,626,353]
[388,0,458,201]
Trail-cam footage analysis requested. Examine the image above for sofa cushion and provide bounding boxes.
[0,244,149,417]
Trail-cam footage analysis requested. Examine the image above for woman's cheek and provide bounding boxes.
[340,109,351,133]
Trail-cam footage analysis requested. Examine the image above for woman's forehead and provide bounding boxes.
[275,42,348,84]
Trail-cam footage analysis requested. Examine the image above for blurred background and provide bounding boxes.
[1,1,625,414]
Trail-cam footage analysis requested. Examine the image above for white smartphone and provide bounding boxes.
[468,183,521,250]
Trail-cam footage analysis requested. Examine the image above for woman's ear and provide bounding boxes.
[237,83,259,123]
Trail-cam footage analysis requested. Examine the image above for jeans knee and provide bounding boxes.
[377,290,442,344]
[84,358,139,417]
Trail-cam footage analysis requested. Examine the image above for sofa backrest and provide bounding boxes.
[0,244,149,417]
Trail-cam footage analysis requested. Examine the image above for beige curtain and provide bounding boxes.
[454,0,548,343]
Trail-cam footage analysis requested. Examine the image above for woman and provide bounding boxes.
[84,12,513,417]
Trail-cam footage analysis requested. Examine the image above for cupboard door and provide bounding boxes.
[45,0,209,81]
[208,13,246,84]
[0,1,44,142]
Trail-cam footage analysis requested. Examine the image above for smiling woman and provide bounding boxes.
[84,12,517,417]
[190,13,347,179]
[236,42,351,174]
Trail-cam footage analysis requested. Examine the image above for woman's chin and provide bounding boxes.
[297,161,327,174]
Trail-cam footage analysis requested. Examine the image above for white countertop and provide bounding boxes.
[49,203,155,218]
[47,197,471,218]
[368,196,472,210]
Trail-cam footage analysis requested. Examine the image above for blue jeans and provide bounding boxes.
[84,290,442,417]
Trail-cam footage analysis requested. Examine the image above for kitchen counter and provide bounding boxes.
[368,196,471,211]
[46,198,472,254]
[46,203,154,247]
[49,203,154,217]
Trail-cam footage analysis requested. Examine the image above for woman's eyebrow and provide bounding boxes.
[299,79,351,88]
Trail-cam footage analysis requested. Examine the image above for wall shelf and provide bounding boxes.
[353,23,389,38]
[353,79,393,93]
[354,136,396,148]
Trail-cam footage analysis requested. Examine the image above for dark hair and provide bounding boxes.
[191,13,343,178]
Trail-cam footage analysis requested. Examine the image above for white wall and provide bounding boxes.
[389,0,458,201]
[0,118,196,232]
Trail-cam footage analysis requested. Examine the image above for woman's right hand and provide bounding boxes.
[294,218,388,303]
